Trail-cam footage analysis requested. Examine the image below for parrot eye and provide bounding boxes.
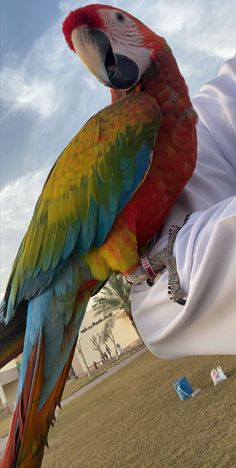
[115,12,125,23]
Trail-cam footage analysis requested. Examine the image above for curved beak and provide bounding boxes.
[71,27,139,90]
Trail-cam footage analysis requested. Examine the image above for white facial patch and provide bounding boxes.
[99,9,151,79]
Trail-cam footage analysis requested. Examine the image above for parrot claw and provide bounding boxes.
[126,215,191,306]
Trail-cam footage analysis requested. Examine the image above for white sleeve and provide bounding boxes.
[131,56,236,358]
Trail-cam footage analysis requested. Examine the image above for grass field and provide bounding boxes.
[42,351,236,468]
[62,345,144,401]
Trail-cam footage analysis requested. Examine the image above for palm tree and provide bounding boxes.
[92,273,132,320]
[92,273,142,339]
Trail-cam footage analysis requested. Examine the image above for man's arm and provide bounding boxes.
[131,56,236,358]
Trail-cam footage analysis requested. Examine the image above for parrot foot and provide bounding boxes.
[126,216,191,306]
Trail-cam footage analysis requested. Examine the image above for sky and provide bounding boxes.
[0,0,236,299]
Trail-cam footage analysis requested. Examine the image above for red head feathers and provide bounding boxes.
[63,4,113,51]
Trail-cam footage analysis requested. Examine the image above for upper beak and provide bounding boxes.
[71,27,139,90]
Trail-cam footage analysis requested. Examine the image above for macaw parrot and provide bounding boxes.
[0,4,197,467]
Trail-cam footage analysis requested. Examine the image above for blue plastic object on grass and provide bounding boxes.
[173,377,193,400]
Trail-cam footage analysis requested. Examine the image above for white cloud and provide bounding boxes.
[0,169,49,296]
[0,170,46,230]
[0,67,58,119]
[0,22,70,121]
[140,1,201,35]
[58,0,78,13]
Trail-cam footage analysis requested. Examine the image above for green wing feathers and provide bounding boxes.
[4,93,160,320]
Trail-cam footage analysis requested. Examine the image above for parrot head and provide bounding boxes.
[62,4,165,90]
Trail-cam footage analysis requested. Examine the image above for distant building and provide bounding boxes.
[0,304,140,412]
[0,360,19,415]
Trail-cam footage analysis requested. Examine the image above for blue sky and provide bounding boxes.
[0,0,236,298]
[0,1,59,56]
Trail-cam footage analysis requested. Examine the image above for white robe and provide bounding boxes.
[131,56,236,358]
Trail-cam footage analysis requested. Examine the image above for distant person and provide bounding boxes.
[102,351,109,363]
[116,343,123,355]
[105,344,112,358]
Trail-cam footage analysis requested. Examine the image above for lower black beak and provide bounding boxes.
[88,29,139,90]
[106,53,139,89]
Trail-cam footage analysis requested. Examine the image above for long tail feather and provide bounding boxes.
[1,257,95,467]
[2,336,77,468]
